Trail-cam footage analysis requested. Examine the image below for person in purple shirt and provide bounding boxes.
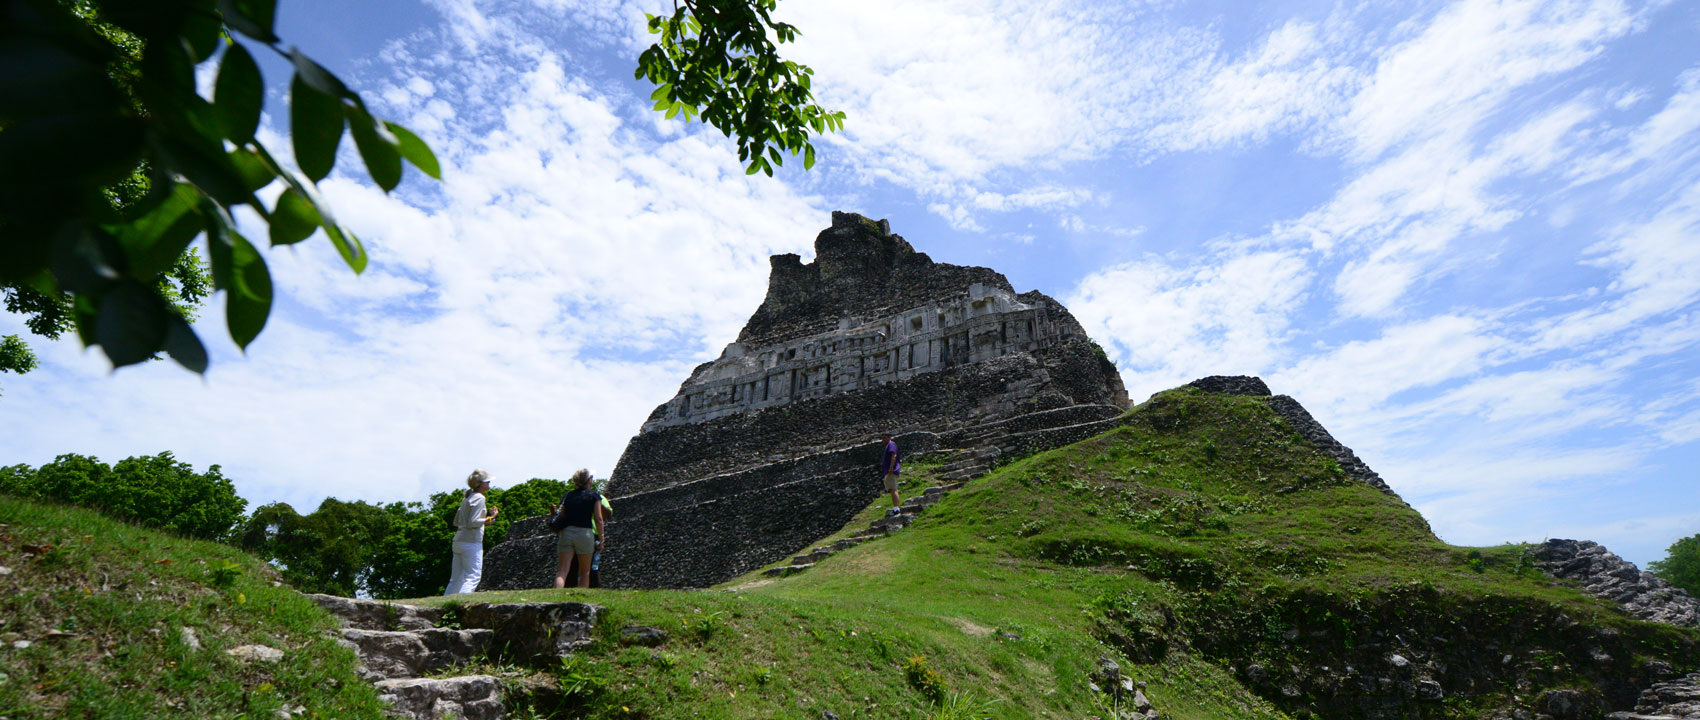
[880,433,902,512]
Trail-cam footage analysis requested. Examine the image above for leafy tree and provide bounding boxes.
[1,451,247,540]
[238,498,391,596]
[638,0,846,175]
[0,463,36,495]
[1649,533,1700,596]
[2,0,840,382]
[1,0,212,393]
[364,495,458,599]
[106,452,246,540]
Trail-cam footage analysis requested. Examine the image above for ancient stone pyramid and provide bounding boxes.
[480,211,1131,589]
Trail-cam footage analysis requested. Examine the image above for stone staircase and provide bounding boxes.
[307,593,602,719]
[758,404,1127,579]
[759,442,1004,578]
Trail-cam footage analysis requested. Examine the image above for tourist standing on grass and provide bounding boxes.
[880,433,902,513]
[565,494,614,588]
[445,469,499,595]
[551,469,604,589]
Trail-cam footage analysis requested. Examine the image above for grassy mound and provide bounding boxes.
[0,497,386,719]
[5,386,1693,719]
[402,387,1696,720]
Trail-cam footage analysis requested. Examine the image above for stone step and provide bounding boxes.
[340,628,494,681]
[933,454,991,473]
[459,602,600,663]
[938,465,987,482]
[374,675,503,720]
[307,593,443,631]
[792,549,833,564]
[869,513,914,532]
[831,536,868,552]
[762,564,812,578]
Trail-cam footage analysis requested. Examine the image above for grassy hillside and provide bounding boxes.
[0,497,387,719]
[5,386,1694,719]
[404,388,1697,720]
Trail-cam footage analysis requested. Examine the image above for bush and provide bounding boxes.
[1649,534,1700,596]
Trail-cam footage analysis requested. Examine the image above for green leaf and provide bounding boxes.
[346,105,401,192]
[218,0,280,43]
[151,132,260,208]
[50,226,124,295]
[94,280,171,368]
[322,222,368,274]
[203,202,236,293]
[269,189,320,246]
[804,144,815,170]
[164,316,209,374]
[214,44,264,142]
[183,9,224,62]
[385,123,440,179]
[289,49,350,98]
[113,185,204,278]
[290,74,344,182]
[228,148,275,192]
[226,233,272,349]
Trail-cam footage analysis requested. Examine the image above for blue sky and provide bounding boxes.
[3,0,1698,567]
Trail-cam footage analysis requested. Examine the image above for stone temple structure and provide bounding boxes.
[479,211,1131,590]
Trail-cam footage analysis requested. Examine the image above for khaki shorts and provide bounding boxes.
[881,472,899,492]
[558,527,595,555]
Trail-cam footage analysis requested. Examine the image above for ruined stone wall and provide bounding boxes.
[641,283,1080,431]
[479,433,941,591]
[611,343,1121,496]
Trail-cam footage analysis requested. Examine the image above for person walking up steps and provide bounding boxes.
[445,469,499,595]
[880,433,902,514]
[549,469,605,589]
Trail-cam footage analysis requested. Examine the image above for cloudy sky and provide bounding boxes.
[3,0,1698,567]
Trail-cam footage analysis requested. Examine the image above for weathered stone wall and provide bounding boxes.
[611,335,1123,496]
[480,433,940,591]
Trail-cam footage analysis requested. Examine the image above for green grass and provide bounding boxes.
[0,497,388,719]
[402,388,1698,719]
[6,387,1696,719]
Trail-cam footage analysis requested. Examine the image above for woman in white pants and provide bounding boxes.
[445,469,499,595]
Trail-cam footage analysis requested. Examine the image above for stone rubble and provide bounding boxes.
[1611,672,1700,719]
[1532,539,1700,628]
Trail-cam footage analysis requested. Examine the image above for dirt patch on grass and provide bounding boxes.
[837,547,897,576]
[947,617,993,637]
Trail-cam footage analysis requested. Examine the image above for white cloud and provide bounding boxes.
[1068,250,1311,401]
[1336,0,1634,161]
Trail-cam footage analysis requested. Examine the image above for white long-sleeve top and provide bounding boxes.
[452,492,487,545]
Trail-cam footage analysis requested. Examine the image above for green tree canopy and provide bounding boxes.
[0,451,247,540]
[1648,533,1700,597]
[237,498,393,596]
[246,477,570,598]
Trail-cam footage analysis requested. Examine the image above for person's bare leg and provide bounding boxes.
[554,551,571,589]
[576,553,593,588]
